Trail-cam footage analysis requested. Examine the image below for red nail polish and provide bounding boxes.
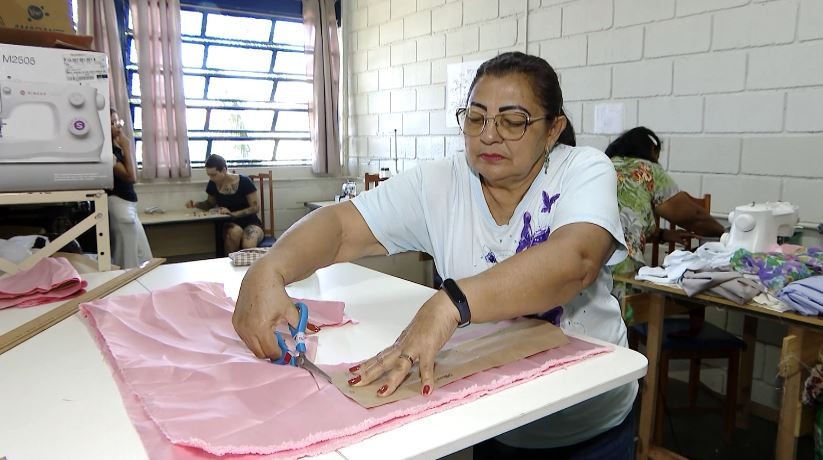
[423,385,431,396]
[349,364,360,372]
[307,323,320,333]
[378,384,388,394]
[348,375,361,385]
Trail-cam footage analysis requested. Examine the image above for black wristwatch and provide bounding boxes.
[442,278,471,328]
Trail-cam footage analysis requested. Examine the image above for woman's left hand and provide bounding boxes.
[217,207,231,215]
[349,291,460,397]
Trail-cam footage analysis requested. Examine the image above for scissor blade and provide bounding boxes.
[296,355,333,384]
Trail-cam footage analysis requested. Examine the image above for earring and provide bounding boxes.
[543,144,554,173]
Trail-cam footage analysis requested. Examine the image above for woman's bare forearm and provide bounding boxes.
[458,223,613,323]
[231,205,259,218]
[255,202,386,285]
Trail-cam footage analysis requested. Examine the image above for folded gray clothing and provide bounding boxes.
[681,270,765,304]
[778,275,823,316]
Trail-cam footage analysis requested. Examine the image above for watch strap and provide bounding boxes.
[442,278,471,327]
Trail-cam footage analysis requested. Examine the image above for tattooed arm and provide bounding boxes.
[185,195,216,211]
[231,192,260,218]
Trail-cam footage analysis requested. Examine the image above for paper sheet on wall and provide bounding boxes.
[594,102,625,134]
[446,60,483,127]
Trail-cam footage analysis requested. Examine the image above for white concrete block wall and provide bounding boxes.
[613,0,674,27]
[342,0,822,410]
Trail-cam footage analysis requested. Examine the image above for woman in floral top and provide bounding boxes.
[607,127,724,276]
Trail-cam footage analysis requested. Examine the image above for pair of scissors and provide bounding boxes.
[273,302,333,384]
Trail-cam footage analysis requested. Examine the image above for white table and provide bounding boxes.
[0,259,647,460]
[0,273,150,460]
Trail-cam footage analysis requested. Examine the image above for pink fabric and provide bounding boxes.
[0,257,87,309]
[81,282,611,459]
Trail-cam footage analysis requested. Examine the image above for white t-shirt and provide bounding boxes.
[352,144,637,448]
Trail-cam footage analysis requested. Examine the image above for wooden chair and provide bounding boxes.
[247,171,276,248]
[651,193,712,264]
[628,193,744,444]
[364,172,387,191]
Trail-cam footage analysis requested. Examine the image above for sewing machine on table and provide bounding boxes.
[721,201,800,252]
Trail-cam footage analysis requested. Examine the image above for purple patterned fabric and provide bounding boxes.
[730,247,823,292]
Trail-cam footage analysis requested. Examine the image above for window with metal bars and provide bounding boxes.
[126,7,313,168]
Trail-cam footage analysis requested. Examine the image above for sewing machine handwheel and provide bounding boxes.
[734,214,756,232]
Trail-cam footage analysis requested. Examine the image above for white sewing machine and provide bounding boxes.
[0,80,106,163]
[721,202,799,252]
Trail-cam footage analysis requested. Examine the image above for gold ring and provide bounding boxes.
[399,353,414,367]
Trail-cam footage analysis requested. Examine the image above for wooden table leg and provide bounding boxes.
[637,294,666,460]
[736,315,758,428]
[777,330,802,460]
[776,327,823,460]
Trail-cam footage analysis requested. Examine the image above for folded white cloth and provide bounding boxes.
[751,292,792,313]
[656,242,737,283]
[635,266,679,285]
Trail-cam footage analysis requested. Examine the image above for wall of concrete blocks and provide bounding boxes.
[341,0,823,410]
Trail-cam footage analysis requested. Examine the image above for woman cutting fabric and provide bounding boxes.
[234,52,636,457]
[185,154,263,253]
[606,127,725,277]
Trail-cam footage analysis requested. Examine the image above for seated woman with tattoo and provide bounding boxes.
[185,154,264,253]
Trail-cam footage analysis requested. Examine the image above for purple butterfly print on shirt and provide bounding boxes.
[516,212,550,253]
[541,192,560,214]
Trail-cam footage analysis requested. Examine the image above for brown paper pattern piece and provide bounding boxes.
[330,318,569,408]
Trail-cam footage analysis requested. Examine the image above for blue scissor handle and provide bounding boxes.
[273,331,293,365]
[289,302,309,355]
[272,302,309,365]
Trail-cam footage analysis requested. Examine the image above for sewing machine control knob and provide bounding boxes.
[69,117,90,137]
[95,93,105,110]
[733,214,756,233]
[69,92,85,108]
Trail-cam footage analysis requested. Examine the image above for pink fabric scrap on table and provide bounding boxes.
[0,256,87,309]
[81,282,612,459]
[290,297,353,329]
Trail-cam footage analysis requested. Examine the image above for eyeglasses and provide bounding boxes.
[455,107,550,141]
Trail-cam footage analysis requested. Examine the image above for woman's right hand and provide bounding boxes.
[185,200,195,209]
[232,259,304,359]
